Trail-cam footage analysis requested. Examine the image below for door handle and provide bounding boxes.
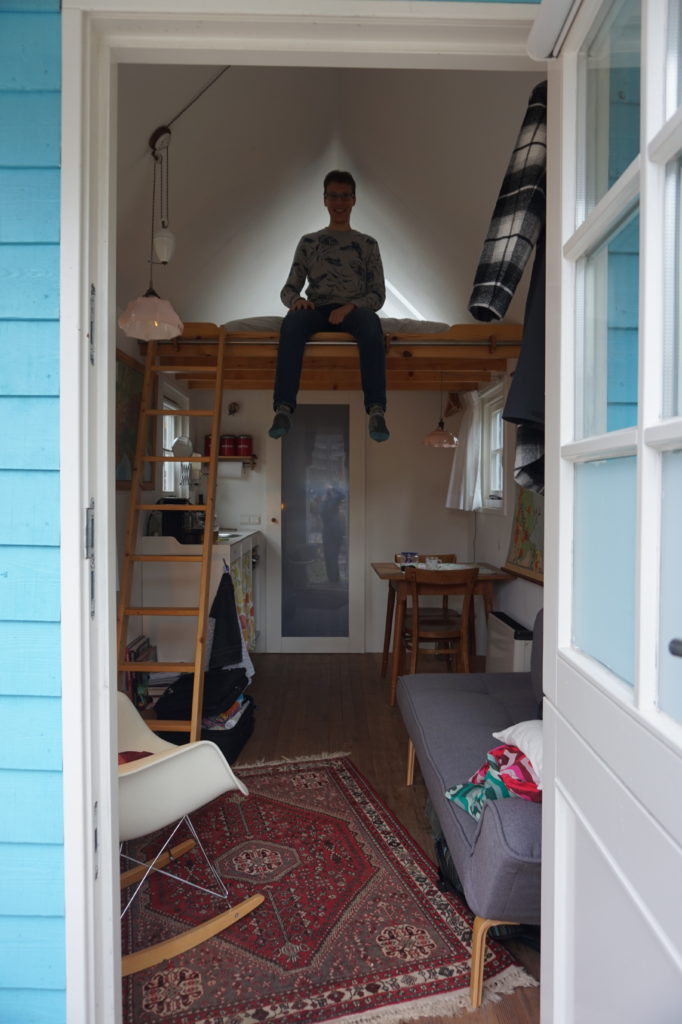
[669,638,682,657]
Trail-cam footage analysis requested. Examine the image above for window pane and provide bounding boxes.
[573,456,636,685]
[659,449,682,722]
[281,405,349,638]
[578,210,639,437]
[584,0,641,211]
[162,398,179,493]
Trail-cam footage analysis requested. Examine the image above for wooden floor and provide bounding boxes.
[235,651,540,1024]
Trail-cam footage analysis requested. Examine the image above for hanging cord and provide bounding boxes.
[147,155,158,292]
[167,66,231,129]
[144,66,230,289]
[160,145,169,228]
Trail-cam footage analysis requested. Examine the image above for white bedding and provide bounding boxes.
[221,315,450,335]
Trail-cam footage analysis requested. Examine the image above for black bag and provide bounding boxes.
[158,695,255,764]
[154,667,249,720]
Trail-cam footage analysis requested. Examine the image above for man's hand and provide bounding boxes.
[328,303,355,325]
[291,298,314,311]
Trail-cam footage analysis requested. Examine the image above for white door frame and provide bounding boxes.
[59,3,539,1020]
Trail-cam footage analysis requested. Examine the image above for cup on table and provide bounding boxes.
[424,555,441,570]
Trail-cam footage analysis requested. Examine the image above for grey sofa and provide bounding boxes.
[396,609,543,1006]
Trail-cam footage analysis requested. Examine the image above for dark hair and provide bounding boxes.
[324,170,356,195]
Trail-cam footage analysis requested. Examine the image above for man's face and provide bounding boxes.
[324,182,356,226]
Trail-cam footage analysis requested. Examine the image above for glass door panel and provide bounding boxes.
[584,0,641,212]
[573,455,636,684]
[281,404,349,638]
[578,209,640,437]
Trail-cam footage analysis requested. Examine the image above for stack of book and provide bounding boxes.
[142,673,179,710]
[124,634,159,708]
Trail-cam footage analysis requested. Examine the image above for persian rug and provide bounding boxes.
[121,755,536,1024]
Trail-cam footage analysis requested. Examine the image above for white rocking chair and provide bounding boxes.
[117,691,263,977]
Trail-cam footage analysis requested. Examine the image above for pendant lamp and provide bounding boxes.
[424,378,458,448]
[118,125,183,341]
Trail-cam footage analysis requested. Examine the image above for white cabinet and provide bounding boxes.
[134,531,263,661]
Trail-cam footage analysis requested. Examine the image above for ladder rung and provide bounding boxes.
[145,409,215,417]
[123,607,199,616]
[136,503,207,511]
[128,554,204,563]
[119,662,195,673]
[146,720,191,733]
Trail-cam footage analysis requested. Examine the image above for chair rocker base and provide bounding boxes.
[120,837,196,890]
[122,892,265,977]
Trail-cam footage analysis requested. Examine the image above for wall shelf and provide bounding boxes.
[218,455,257,469]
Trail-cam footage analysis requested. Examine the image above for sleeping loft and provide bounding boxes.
[140,317,523,393]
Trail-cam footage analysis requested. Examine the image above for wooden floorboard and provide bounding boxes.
[236,651,540,1024]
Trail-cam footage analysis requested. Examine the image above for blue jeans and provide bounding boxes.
[273,304,386,412]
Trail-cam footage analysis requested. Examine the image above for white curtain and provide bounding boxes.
[445,391,482,510]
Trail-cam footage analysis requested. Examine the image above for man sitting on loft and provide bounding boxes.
[268,169,390,443]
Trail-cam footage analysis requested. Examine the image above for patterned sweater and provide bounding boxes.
[468,80,547,322]
[280,228,385,311]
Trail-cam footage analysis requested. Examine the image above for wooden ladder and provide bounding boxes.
[116,329,228,741]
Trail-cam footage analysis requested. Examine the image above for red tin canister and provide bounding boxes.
[236,434,253,456]
[220,434,237,455]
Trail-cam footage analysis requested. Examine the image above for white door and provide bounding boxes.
[543,0,682,1019]
[264,392,367,652]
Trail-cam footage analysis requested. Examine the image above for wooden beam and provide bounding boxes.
[142,322,520,393]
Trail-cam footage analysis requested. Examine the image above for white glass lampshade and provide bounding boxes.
[153,226,176,264]
[118,292,183,341]
[423,419,458,448]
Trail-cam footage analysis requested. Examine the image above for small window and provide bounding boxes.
[161,388,190,495]
[480,382,505,511]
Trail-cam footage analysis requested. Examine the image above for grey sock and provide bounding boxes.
[368,407,389,442]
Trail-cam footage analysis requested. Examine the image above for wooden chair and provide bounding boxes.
[117,692,264,976]
[399,566,479,674]
[380,554,457,677]
[415,553,460,627]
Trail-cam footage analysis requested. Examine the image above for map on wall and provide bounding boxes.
[504,485,544,584]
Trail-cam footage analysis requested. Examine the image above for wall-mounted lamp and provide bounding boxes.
[118,125,182,341]
[423,378,458,448]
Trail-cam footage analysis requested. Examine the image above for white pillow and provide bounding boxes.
[492,720,543,784]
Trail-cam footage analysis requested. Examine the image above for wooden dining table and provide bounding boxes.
[371,561,513,705]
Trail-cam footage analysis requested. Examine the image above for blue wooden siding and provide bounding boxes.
[0,4,64,1024]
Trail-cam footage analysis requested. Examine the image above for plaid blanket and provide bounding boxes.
[468,81,547,322]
